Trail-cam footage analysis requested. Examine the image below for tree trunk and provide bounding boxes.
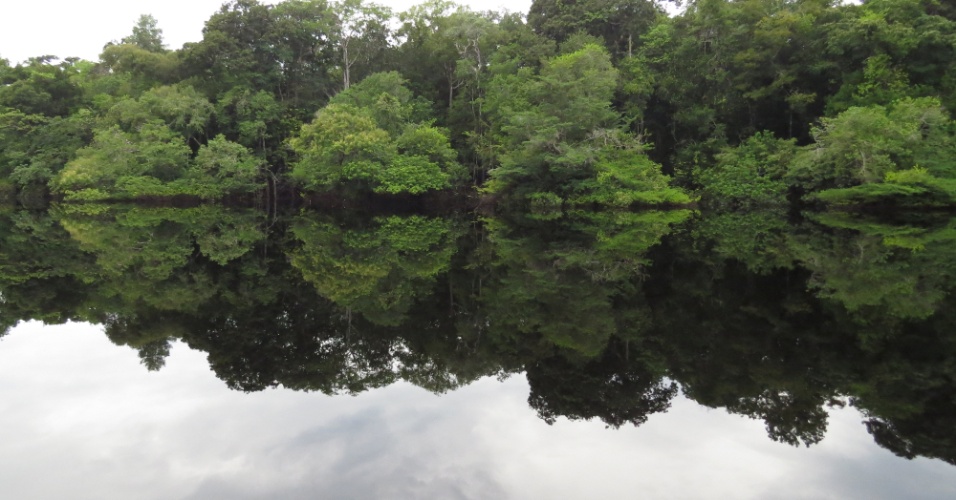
[343,42,351,90]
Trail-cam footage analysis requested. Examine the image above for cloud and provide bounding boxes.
[1,321,955,499]
[0,0,534,64]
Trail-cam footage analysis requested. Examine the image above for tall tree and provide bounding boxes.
[527,0,663,60]
[122,14,166,53]
[333,0,392,90]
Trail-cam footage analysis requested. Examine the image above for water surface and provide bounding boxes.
[2,205,955,498]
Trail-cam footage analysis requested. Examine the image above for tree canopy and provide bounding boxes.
[1,0,955,207]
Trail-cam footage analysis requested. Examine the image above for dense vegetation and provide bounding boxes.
[3,0,954,207]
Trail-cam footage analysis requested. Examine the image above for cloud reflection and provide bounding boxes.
[0,321,954,499]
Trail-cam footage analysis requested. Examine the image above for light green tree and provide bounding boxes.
[290,72,464,194]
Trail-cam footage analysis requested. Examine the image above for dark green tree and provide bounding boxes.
[122,14,166,53]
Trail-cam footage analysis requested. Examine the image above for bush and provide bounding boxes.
[699,132,796,208]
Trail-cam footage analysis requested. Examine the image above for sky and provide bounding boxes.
[2,320,956,499]
[0,0,533,65]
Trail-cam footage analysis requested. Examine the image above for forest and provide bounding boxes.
[2,0,956,208]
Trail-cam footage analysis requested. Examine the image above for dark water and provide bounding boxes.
[2,204,956,498]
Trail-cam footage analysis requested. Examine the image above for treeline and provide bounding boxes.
[2,0,956,207]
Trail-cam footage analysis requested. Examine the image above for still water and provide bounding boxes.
[2,205,956,498]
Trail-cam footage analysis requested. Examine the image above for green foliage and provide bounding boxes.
[3,0,956,207]
[572,150,693,207]
[53,123,190,196]
[394,0,506,153]
[181,0,328,100]
[122,14,166,53]
[332,0,394,90]
[395,123,455,164]
[107,84,214,143]
[396,123,467,182]
[373,155,448,194]
[526,191,563,215]
[810,167,956,206]
[52,98,260,200]
[824,0,956,114]
[790,97,956,203]
[0,179,15,203]
[537,43,619,138]
[0,109,94,189]
[0,57,87,117]
[483,44,688,206]
[215,86,284,154]
[328,71,426,133]
[40,83,221,201]
[636,0,836,178]
[290,103,395,190]
[290,73,462,194]
[97,44,181,96]
[700,132,798,208]
[189,135,264,196]
[289,214,461,325]
[527,0,662,60]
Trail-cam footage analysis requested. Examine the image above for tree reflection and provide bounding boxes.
[527,338,677,428]
[288,213,463,326]
[1,205,956,464]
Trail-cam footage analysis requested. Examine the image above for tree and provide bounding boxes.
[52,123,192,198]
[122,14,165,53]
[483,43,688,206]
[789,97,956,196]
[269,0,339,108]
[823,0,956,114]
[0,57,87,116]
[332,0,392,90]
[393,0,458,103]
[49,83,265,200]
[290,72,464,194]
[527,346,677,428]
[214,86,283,155]
[327,70,424,134]
[106,84,214,146]
[289,215,460,325]
[289,103,395,191]
[97,44,180,95]
[699,131,797,208]
[528,0,663,60]
[188,135,265,197]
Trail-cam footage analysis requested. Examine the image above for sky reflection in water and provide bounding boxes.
[2,320,955,500]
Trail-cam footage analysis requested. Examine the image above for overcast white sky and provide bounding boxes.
[0,0,533,65]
